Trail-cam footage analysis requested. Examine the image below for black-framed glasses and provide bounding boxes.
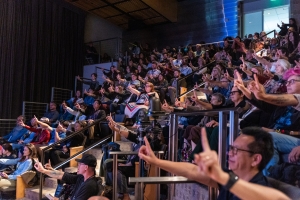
[228,145,255,155]
[230,91,240,95]
[285,79,300,86]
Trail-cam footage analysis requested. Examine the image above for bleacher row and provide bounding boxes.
[2,21,300,200]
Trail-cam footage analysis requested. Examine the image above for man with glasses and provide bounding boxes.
[234,68,300,175]
[34,154,99,200]
[138,127,289,200]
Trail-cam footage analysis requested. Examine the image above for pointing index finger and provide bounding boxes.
[201,127,211,152]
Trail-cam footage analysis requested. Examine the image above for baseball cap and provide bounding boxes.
[75,154,97,167]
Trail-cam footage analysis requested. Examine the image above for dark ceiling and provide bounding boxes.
[65,0,177,30]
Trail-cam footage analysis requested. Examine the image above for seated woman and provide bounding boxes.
[124,82,159,124]
[0,143,37,188]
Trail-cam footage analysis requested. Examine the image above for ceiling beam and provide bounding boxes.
[141,0,177,22]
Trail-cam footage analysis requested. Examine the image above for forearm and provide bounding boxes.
[155,159,215,187]
[41,169,64,180]
[37,121,52,131]
[259,94,298,106]
[195,100,213,110]
[230,180,290,200]
[129,88,140,96]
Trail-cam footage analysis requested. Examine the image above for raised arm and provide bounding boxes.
[127,85,141,96]
[34,161,64,180]
[250,74,298,107]
[138,136,217,188]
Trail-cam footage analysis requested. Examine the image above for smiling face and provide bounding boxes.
[227,134,256,175]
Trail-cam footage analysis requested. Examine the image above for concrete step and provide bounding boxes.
[44,177,57,189]
[24,186,55,200]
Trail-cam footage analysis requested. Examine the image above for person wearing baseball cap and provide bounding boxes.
[34,154,99,200]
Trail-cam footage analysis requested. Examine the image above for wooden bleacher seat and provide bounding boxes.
[180,87,187,102]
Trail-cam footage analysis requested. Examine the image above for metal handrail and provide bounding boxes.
[129,176,206,200]
[39,119,111,200]
[166,107,240,200]
[129,176,196,184]
[175,61,216,98]
[110,151,164,200]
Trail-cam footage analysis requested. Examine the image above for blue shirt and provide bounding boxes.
[3,126,27,143]
[48,129,67,145]
[0,158,33,180]
[180,66,192,76]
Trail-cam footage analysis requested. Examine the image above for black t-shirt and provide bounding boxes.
[217,170,269,200]
[62,173,98,200]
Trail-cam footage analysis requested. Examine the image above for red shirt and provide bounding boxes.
[24,125,50,144]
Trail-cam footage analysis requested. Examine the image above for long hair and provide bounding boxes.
[19,143,37,162]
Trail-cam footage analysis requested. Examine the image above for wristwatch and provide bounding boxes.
[223,172,239,190]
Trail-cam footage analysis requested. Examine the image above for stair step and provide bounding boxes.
[25,186,55,200]
[44,177,57,188]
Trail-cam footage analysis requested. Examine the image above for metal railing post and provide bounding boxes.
[112,154,118,200]
[218,111,228,167]
[229,110,239,146]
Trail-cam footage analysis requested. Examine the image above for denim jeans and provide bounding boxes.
[264,132,300,175]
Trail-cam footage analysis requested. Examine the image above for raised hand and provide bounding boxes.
[174,98,182,107]
[138,137,158,164]
[193,128,223,181]
[250,74,266,100]
[234,71,245,90]
[44,159,53,170]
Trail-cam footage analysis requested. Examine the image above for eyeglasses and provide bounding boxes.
[230,91,240,95]
[228,145,255,155]
[285,79,300,86]
[145,85,151,88]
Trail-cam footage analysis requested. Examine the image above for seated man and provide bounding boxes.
[44,101,60,124]
[139,127,289,200]
[86,100,107,140]
[34,154,99,200]
[167,69,186,106]
[33,116,68,158]
[0,115,27,143]
[19,118,51,145]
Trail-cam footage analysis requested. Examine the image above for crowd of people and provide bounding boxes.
[0,17,300,200]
